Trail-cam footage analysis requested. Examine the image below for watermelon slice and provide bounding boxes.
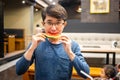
[44,34,61,39]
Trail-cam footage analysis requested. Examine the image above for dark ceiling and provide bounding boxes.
[43,0,81,19]
[58,0,81,7]
[44,0,81,7]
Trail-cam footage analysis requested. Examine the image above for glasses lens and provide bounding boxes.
[44,22,64,26]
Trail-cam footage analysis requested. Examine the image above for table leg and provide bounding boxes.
[112,53,116,66]
[106,53,109,64]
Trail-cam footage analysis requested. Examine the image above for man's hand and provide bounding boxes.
[31,33,46,50]
[60,35,72,53]
[24,33,46,61]
[60,35,75,61]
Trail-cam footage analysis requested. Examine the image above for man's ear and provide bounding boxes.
[64,21,67,27]
[41,22,44,25]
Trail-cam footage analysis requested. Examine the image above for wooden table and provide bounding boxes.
[23,64,102,80]
[80,45,120,66]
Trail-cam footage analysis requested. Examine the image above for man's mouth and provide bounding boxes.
[44,33,61,39]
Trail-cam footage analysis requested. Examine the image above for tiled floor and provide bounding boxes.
[0,58,20,71]
[0,51,23,80]
[0,65,22,80]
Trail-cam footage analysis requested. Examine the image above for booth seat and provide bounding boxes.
[25,33,120,50]
[62,33,120,48]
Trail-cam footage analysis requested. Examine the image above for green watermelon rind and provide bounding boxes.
[44,34,60,39]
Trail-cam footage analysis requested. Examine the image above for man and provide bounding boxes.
[16,4,89,80]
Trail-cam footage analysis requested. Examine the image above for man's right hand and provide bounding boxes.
[24,33,46,61]
[31,33,46,50]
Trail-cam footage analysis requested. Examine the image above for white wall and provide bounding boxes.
[3,1,42,47]
[33,9,44,34]
[4,4,32,35]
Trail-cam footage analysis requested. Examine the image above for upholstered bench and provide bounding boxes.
[62,33,120,48]
[25,33,120,49]
[72,66,102,79]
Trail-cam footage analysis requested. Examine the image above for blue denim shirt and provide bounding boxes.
[16,39,89,80]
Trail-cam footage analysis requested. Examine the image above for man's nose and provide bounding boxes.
[51,25,57,30]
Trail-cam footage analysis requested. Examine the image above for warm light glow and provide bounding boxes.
[36,0,48,7]
[52,2,56,5]
[49,0,53,2]
[22,0,26,4]
[35,9,38,11]
[76,7,82,13]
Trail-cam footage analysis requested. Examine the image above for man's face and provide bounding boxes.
[42,15,67,35]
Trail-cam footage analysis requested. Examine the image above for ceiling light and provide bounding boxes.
[22,0,26,4]
[35,9,38,11]
[36,0,48,8]
[49,0,53,2]
[76,7,82,13]
[52,2,56,5]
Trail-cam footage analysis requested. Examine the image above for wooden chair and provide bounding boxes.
[4,35,15,54]
[8,35,15,53]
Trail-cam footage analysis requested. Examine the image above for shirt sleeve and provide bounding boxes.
[16,56,31,75]
[16,43,34,75]
[71,41,90,78]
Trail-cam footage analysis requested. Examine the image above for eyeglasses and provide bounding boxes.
[44,21,64,27]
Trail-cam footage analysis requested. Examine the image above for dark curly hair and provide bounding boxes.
[104,65,117,79]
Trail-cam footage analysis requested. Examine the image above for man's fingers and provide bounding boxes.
[60,35,69,42]
[36,33,46,38]
[33,33,46,42]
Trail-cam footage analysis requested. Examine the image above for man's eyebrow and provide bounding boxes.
[46,20,63,22]
[57,19,63,21]
[47,20,52,22]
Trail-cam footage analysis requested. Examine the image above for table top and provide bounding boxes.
[80,45,120,53]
